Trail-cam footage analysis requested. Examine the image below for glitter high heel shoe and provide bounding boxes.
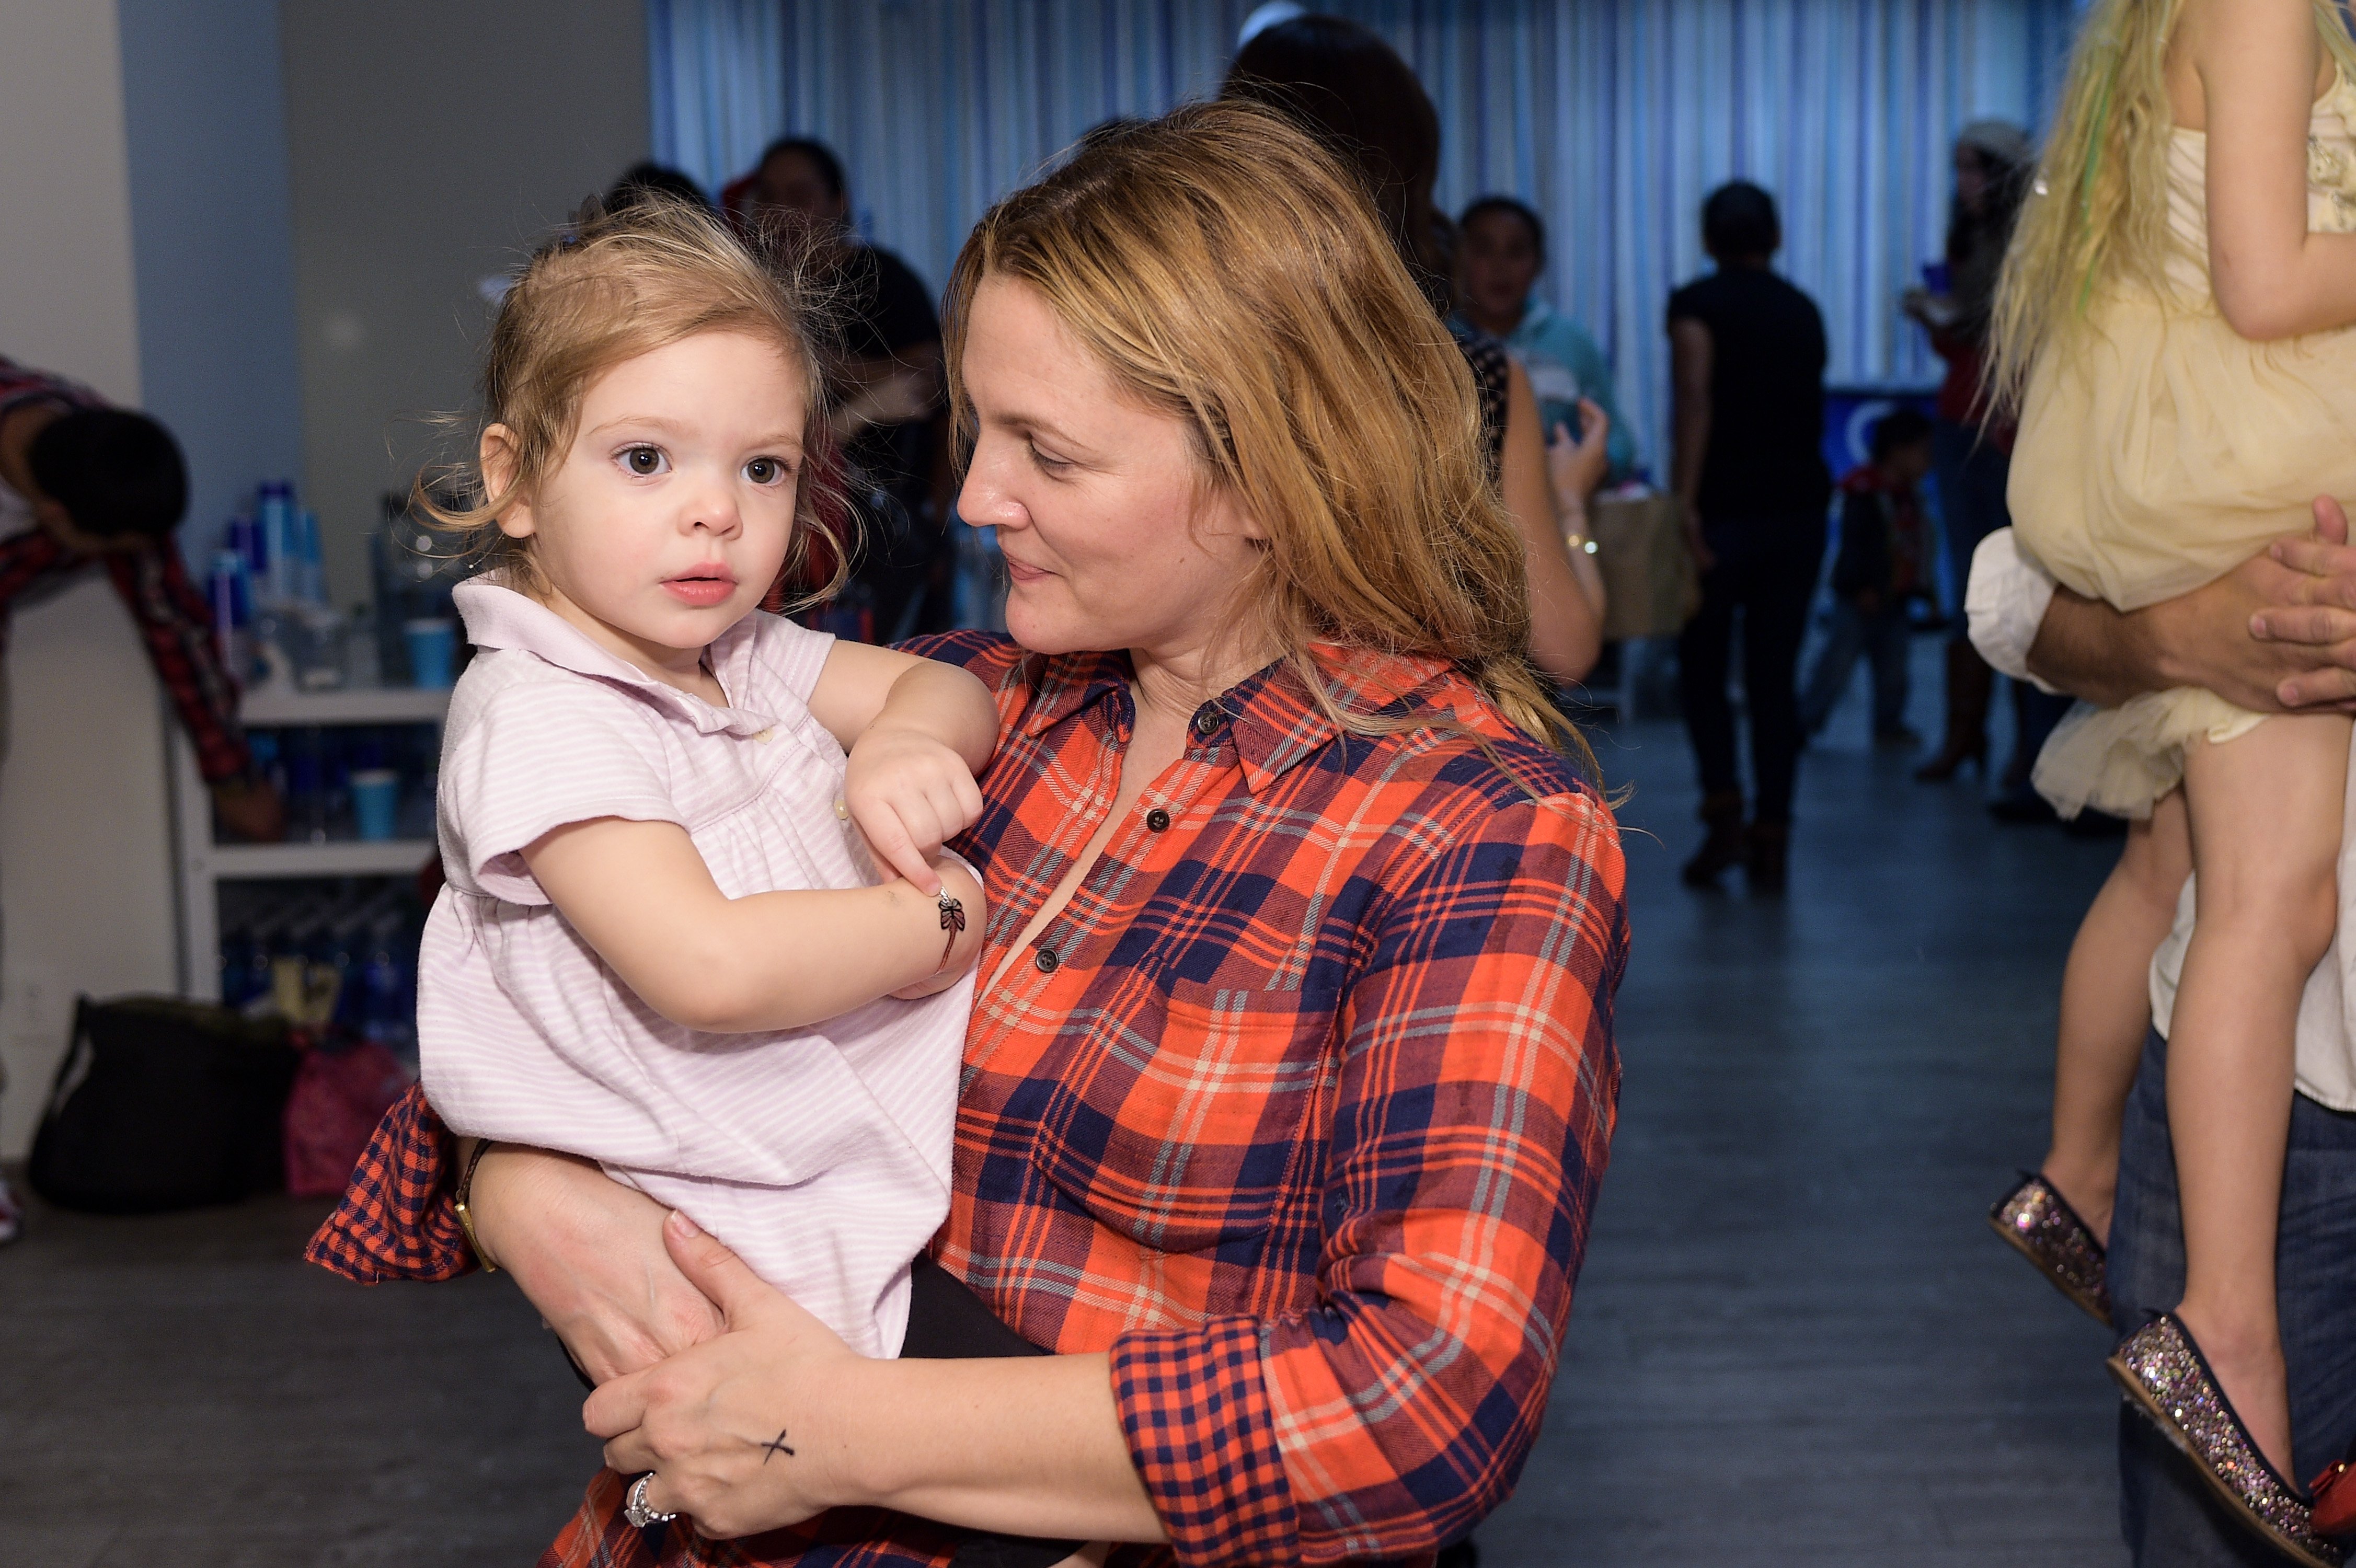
[2108,1314,2344,1568]
[1987,1171,2112,1325]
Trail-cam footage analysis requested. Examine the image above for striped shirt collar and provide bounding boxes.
[452,577,776,736]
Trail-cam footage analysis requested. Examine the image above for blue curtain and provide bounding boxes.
[650,0,2082,473]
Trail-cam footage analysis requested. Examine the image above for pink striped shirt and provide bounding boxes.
[418,580,971,1356]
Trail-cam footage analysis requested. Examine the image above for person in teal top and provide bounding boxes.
[1455,195,1640,483]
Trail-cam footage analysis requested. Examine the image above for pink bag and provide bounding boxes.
[282,1040,415,1198]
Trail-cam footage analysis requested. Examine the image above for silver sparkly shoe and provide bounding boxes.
[1987,1171,2111,1324]
[2108,1314,2344,1568]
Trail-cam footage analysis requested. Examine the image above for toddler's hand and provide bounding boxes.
[844,726,985,893]
[891,854,985,998]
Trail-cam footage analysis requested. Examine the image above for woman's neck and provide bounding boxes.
[1128,621,1284,728]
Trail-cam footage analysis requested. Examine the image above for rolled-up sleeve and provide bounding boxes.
[1109,788,1627,1566]
[1964,527,2063,693]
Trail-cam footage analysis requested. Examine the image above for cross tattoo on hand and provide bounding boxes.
[761,1427,797,1465]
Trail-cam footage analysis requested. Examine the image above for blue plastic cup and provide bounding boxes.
[350,768,400,841]
[405,618,456,689]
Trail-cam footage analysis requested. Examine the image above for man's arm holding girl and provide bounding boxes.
[1978,497,2356,710]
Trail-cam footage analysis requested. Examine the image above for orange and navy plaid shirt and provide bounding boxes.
[309,633,1626,1568]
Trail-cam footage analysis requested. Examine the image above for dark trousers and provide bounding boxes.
[1933,419,2011,620]
[2110,1029,2356,1564]
[1678,513,1827,827]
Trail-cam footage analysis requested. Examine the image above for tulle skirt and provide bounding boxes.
[2009,292,2356,817]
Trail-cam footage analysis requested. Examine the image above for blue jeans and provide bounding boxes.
[2109,1028,2356,1564]
[1800,596,1911,736]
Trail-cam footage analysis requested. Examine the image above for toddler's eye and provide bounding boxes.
[622,445,666,476]
[745,456,787,486]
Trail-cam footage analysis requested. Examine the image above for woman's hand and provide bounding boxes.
[1545,398,1611,515]
[845,724,988,893]
[465,1144,724,1385]
[585,1210,866,1538]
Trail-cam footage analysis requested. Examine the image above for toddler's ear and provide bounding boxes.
[481,423,535,538]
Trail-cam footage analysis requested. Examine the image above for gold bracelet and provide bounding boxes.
[453,1138,499,1274]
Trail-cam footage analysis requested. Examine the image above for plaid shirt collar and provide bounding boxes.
[1014,642,1458,795]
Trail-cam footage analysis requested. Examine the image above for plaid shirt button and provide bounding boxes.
[1144,807,1170,831]
[1034,945,1059,973]
[1190,702,1222,736]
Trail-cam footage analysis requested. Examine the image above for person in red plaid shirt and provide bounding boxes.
[0,358,275,1247]
[309,102,1625,1567]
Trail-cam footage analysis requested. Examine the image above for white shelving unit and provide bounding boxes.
[168,685,449,999]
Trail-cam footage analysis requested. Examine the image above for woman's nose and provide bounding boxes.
[957,447,1026,532]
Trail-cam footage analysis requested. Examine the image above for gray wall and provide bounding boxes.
[279,0,650,610]
[119,0,307,564]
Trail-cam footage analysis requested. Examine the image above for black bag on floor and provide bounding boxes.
[29,996,299,1214]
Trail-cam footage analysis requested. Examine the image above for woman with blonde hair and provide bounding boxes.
[311,99,1625,1567]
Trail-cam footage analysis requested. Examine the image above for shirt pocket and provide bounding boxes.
[1025,978,1329,1254]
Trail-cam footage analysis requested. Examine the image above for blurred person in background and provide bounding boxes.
[1906,120,2040,790]
[1223,14,1608,690]
[604,161,713,213]
[734,136,948,641]
[0,356,282,1244]
[1800,408,1936,745]
[1668,181,1832,894]
[1454,194,1640,485]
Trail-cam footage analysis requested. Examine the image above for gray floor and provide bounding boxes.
[3,640,2139,1565]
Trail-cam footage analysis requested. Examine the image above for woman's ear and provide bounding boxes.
[480,424,535,540]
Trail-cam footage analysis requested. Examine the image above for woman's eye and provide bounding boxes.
[1028,444,1070,475]
[745,457,786,486]
[622,446,667,476]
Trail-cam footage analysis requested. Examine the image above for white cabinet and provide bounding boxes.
[167,685,448,1000]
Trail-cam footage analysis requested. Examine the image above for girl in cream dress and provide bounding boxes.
[1989,2,2356,1559]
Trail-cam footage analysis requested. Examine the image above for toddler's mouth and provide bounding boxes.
[663,566,739,608]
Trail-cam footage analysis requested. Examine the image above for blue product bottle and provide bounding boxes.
[295,509,325,605]
[227,514,266,579]
[257,482,295,605]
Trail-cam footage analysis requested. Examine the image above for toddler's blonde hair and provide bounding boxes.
[418,195,846,604]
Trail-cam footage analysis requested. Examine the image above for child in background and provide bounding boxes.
[1986,2,2356,1559]
[411,199,1072,1565]
[1799,409,1935,745]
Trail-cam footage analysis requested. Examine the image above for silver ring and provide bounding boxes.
[623,1471,677,1528]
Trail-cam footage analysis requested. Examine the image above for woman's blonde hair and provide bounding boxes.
[418,194,847,604]
[944,101,1591,775]
[1990,0,2356,408]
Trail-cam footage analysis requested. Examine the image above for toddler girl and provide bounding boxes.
[1988,2,2356,1559]
[413,199,1071,1565]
